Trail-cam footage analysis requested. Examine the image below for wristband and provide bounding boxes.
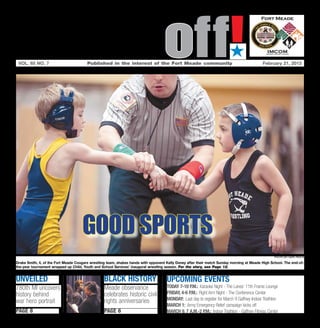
[178,161,204,179]
[113,143,135,155]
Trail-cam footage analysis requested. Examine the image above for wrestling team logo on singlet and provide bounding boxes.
[229,191,252,220]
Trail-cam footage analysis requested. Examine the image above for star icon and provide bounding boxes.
[231,44,244,57]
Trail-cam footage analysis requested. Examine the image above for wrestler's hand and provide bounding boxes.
[133,152,155,179]
[269,225,287,253]
[148,166,168,191]
[171,170,196,194]
[165,175,177,190]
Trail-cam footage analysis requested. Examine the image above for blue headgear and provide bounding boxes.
[42,89,77,138]
[223,103,262,154]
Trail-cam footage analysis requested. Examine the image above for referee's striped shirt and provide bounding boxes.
[100,75,215,169]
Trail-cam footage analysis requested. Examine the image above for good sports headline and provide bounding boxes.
[83,213,215,237]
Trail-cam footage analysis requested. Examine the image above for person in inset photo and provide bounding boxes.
[72,279,84,307]
[78,281,101,313]
[66,284,78,313]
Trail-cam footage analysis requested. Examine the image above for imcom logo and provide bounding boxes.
[249,15,304,57]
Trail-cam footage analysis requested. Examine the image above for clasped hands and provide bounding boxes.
[133,152,195,194]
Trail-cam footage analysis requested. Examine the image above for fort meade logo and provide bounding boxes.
[249,15,304,57]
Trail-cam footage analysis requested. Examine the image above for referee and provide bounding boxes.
[98,74,215,254]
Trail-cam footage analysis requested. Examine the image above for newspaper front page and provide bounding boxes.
[15,13,305,320]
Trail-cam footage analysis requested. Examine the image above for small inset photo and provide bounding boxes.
[65,275,101,314]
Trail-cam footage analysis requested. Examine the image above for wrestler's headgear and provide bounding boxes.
[223,102,262,154]
[42,89,77,138]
